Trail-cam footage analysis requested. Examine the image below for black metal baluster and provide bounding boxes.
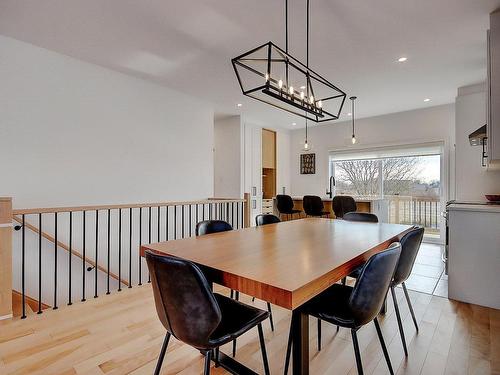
[94,210,99,298]
[38,213,42,314]
[182,205,185,238]
[157,206,161,242]
[107,209,111,295]
[68,211,72,306]
[138,207,142,286]
[21,214,26,319]
[174,206,177,240]
[231,202,234,227]
[53,213,58,310]
[148,207,151,283]
[129,207,132,288]
[236,202,240,229]
[118,208,122,292]
[82,211,86,302]
[189,204,192,236]
[166,206,169,241]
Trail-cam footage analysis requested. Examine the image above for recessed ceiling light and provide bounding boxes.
[292,122,297,126]
[237,103,242,107]
[398,57,408,62]
[423,98,431,102]
[347,112,352,116]
[300,86,306,90]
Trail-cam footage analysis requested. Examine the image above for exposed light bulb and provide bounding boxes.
[352,135,356,144]
[278,79,283,89]
[304,141,309,150]
[300,91,305,100]
[309,95,314,104]
[318,100,322,108]
[300,85,306,90]
[265,73,269,81]
[289,86,294,95]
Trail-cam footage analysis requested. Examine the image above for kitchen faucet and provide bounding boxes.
[326,176,336,198]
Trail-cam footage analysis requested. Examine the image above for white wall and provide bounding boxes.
[214,116,242,198]
[0,36,214,208]
[455,83,500,201]
[1,36,215,305]
[290,104,455,199]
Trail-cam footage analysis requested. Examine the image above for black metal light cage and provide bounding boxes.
[232,41,346,122]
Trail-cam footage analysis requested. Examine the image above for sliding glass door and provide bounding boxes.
[330,144,443,240]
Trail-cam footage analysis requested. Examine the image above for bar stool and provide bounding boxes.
[303,195,330,217]
[332,195,357,218]
[276,195,302,220]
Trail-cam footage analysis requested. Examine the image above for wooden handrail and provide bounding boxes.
[12,197,245,215]
[12,215,128,287]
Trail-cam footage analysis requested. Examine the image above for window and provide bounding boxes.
[329,144,442,238]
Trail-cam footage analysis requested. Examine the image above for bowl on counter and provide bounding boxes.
[485,194,500,202]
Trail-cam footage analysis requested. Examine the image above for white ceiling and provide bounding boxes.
[1,0,499,129]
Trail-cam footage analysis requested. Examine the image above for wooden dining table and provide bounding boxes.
[141,217,412,374]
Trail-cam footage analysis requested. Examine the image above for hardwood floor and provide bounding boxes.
[0,283,498,375]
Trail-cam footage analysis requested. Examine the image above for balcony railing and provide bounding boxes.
[386,195,441,234]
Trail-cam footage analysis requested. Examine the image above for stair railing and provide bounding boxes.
[2,194,250,320]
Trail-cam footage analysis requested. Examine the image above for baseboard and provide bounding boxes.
[0,313,13,321]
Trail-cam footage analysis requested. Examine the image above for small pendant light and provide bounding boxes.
[303,117,310,150]
[350,96,357,144]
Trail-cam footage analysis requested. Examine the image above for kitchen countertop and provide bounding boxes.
[447,202,500,213]
[288,196,386,202]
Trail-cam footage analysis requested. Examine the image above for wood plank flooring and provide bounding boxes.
[0,283,498,375]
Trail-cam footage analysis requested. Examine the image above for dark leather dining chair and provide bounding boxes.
[196,219,240,355]
[284,243,402,375]
[303,195,330,217]
[145,251,271,375]
[195,220,233,236]
[276,194,302,220]
[344,212,379,223]
[255,214,281,226]
[253,214,281,332]
[332,195,357,218]
[347,226,424,357]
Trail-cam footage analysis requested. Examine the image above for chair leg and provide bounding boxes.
[374,317,394,375]
[284,322,293,375]
[402,282,419,332]
[230,290,234,299]
[235,291,240,301]
[351,329,364,375]
[232,338,237,357]
[267,302,275,331]
[257,323,271,375]
[390,286,408,356]
[214,347,220,367]
[317,318,322,351]
[203,350,212,375]
[342,277,346,285]
[252,297,256,302]
[154,332,171,375]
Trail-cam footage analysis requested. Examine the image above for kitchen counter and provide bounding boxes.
[447,202,500,213]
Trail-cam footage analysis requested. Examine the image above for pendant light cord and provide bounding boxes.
[285,0,288,54]
[306,0,309,68]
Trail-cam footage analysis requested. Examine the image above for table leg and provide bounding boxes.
[292,309,309,375]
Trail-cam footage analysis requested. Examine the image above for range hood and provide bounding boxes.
[469,124,487,146]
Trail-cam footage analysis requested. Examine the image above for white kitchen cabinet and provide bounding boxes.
[448,203,500,309]
[243,123,262,226]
